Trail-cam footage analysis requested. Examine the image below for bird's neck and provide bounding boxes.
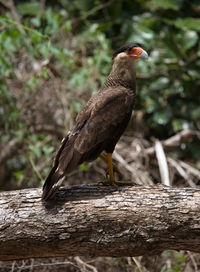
[104,55,136,90]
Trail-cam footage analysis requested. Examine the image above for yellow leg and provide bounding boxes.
[107,153,115,184]
[99,153,121,176]
[99,152,134,186]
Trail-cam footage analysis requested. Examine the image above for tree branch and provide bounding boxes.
[1,184,200,261]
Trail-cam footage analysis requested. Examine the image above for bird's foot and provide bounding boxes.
[99,179,135,186]
[98,179,117,187]
[112,180,135,186]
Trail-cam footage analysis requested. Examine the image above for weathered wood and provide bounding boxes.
[1,184,200,261]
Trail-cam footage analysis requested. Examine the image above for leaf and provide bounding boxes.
[72,100,83,113]
[172,265,181,271]
[29,143,42,158]
[74,0,93,12]
[172,18,200,31]
[13,170,25,186]
[42,146,54,156]
[145,98,158,113]
[64,21,72,33]
[31,17,41,27]
[17,2,40,16]
[13,170,24,179]
[176,30,198,50]
[192,108,200,119]
[153,110,172,125]
[172,119,189,132]
[79,163,90,172]
[149,77,169,90]
[147,0,181,10]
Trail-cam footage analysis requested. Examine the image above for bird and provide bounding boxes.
[42,44,148,200]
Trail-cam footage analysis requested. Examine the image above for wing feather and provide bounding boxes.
[74,87,135,153]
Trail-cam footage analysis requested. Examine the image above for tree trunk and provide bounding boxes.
[1,184,200,261]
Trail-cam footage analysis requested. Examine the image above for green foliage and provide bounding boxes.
[160,251,187,272]
[147,0,182,10]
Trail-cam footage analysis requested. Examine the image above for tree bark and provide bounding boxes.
[1,184,200,261]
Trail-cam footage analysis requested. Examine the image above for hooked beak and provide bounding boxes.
[129,47,148,60]
[140,49,148,59]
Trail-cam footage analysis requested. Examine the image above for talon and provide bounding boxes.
[113,180,134,186]
[99,179,117,187]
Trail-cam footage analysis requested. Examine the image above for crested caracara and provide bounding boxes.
[42,44,148,200]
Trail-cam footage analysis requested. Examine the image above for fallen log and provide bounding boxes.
[1,184,200,261]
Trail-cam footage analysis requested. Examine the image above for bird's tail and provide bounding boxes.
[42,167,64,201]
[42,134,82,201]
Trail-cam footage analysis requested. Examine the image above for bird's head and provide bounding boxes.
[113,44,148,60]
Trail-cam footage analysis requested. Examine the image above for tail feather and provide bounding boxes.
[42,167,64,200]
[42,134,82,201]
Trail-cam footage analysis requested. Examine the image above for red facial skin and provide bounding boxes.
[128,47,143,59]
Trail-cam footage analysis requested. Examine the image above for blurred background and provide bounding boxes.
[0,0,200,271]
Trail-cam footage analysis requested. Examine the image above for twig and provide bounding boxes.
[74,257,98,272]
[187,251,198,272]
[155,140,170,186]
[28,156,43,181]
[168,157,196,187]
[132,257,146,272]
[16,261,80,270]
[114,151,136,174]
[146,130,200,156]
[0,0,24,33]
[1,17,49,39]
[179,160,200,180]
[80,1,113,20]
[168,157,189,180]
[11,260,16,272]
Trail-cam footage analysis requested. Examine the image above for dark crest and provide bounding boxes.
[112,43,142,59]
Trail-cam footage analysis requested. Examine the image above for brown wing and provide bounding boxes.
[42,87,134,200]
[74,87,135,154]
